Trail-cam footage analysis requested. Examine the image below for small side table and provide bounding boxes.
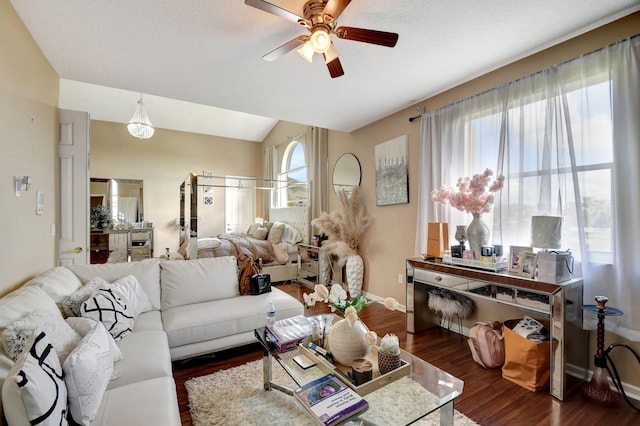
[297,244,339,288]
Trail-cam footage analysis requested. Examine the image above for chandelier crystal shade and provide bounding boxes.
[127,95,154,139]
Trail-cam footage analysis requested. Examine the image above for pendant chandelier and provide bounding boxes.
[127,94,154,139]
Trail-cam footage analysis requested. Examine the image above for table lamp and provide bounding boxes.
[530,216,562,250]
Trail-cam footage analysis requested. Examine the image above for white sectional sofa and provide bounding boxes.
[0,256,304,425]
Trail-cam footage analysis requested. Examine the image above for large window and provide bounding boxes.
[276,135,309,207]
[466,79,614,263]
[418,36,640,339]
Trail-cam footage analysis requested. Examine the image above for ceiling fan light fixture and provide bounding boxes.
[127,95,154,139]
[309,27,331,53]
[297,41,315,63]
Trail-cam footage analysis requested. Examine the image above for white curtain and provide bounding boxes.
[417,36,640,340]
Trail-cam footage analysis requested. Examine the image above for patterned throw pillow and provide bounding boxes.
[107,274,152,317]
[2,331,69,426]
[81,288,134,341]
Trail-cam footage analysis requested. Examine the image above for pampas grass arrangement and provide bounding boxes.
[311,187,372,264]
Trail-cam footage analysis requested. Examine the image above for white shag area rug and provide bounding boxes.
[185,360,478,425]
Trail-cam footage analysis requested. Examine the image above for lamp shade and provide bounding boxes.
[531,216,562,249]
[128,97,154,139]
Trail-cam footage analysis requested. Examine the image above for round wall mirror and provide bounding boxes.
[333,153,361,195]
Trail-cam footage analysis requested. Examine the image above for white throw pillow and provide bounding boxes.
[62,276,107,317]
[1,332,69,426]
[2,310,81,365]
[107,274,152,317]
[63,320,117,425]
[81,289,134,341]
[280,222,302,245]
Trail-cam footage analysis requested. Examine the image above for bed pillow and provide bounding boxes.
[267,222,285,244]
[81,289,134,341]
[63,319,117,425]
[281,223,303,245]
[2,332,68,426]
[2,310,81,365]
[107,274,152,317]
[251,225,269,240]
[62,276,107,317]
[246,222,260,236]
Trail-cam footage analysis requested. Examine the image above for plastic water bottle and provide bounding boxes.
[266,301,276,326]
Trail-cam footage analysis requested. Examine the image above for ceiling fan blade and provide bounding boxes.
[326,57,345,78]
[323,41,340,64]
[262,35,307,62]
[322,0,351,23]
[244,0,302,24]
[334,26,399,47]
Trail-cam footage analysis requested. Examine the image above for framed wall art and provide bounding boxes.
[375,135,408,206]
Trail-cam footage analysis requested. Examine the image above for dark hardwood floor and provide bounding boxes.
[173,283,639,425]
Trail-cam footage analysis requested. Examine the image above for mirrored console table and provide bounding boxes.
[90,228,153,263]
[406,258,588,401]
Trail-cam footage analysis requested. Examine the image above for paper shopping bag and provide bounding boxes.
[501,319,551,392]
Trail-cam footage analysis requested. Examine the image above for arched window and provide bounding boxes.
[276,136,309,207]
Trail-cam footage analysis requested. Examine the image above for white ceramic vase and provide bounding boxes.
[345,254,364,297]
[466,213,490,260]
[328,318,371,366]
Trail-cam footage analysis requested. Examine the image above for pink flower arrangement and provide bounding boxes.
[431,169,505,214]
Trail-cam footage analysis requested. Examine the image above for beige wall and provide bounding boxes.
[2,0,638,387]
[89,120,263,254]
[0,0,59,295]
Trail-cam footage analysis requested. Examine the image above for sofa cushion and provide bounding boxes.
[160,257,239,310]
[2,310,81,364]
[2,332,68,426]
[68,260,161,310]
[107,330,172,390]
[23,266,83,307]
[132,310,163,333]
[63,320,117,426]
[93,377,181,426]
[81,289,135,341]
[162,287,303,348]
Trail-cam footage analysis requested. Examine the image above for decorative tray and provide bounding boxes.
[442,255,509,272]
[298,344,410,396]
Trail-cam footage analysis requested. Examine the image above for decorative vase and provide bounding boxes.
[345,254,364,297]
[328,318,371,366]
[378,350,402,375]
[466,213,489,260]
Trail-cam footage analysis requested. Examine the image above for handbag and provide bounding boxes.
[468,321,505,369]
[249,258,271,295]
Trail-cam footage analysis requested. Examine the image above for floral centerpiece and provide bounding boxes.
[431,168,505,214]
[431,169,505,260]
[304,283,399,366]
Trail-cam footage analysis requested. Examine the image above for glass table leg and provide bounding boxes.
[262,347,272,391]
[439,400,454,426]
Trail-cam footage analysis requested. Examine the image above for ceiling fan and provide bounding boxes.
[245,0,399,78]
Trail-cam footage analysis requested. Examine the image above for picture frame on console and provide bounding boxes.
[520,252,538,278]
[509,246,532,273]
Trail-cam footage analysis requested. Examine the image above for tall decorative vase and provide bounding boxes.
[345,254,364,297]
[466,213,490,260]
[328,318,371,366]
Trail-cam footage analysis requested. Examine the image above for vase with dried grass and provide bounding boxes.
[311,187,372,297]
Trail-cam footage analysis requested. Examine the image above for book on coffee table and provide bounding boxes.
[266,315,313,352]
[294,374,368,426]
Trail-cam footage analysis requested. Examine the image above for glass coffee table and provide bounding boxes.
[255,317,464,426]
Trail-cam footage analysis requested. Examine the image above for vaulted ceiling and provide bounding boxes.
[10,0,640,141]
